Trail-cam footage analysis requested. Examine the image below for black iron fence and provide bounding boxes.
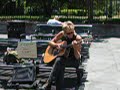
[0,0,120,24]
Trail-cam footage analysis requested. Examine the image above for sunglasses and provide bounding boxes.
[66,32,74,35]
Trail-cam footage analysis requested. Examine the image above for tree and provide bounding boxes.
[26,0,54,17]
[0,0,10,14]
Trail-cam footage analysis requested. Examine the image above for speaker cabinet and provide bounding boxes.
[11,64,36,83]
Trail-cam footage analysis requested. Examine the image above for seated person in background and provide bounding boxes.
[47,16,63,25]
[42,21,82,90]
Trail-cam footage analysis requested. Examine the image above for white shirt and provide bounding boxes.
[47,19,62,25]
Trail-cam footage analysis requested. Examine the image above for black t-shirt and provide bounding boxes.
[61,34,77,58]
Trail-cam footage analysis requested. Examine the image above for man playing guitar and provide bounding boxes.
[42,21,82,90]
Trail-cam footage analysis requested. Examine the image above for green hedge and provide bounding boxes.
[0,15,120,24]
[60,9,87,16]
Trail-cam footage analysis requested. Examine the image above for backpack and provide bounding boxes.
[3,51,19,64]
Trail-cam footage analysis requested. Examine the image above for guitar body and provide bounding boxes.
[43,41,67,63]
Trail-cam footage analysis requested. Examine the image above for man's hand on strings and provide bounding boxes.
[56,44,62,50]
[72,40,80,50]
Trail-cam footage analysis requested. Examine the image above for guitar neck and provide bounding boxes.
[60,41,81,48]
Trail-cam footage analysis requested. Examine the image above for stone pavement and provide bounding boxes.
[84,38,120,90]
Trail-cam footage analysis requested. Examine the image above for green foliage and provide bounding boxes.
[60,9,87,16]
[0,0,120,24]
[1,15,120,24]
[93,10,104,16]
[60,17,87,24]
[0,15,49,22]
[105,18,120,24]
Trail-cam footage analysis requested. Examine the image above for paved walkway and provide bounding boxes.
[84,38,120,90]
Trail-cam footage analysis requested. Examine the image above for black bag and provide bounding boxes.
[3,52,18,64]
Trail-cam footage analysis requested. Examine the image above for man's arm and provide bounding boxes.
[48,31,64,47]
[72,35,82,59]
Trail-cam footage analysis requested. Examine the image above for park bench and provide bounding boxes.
[0,38,87,89]
[0,63,37,89]
[0,23,92,89]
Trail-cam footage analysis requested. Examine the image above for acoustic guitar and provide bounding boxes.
[43,41,71,63]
